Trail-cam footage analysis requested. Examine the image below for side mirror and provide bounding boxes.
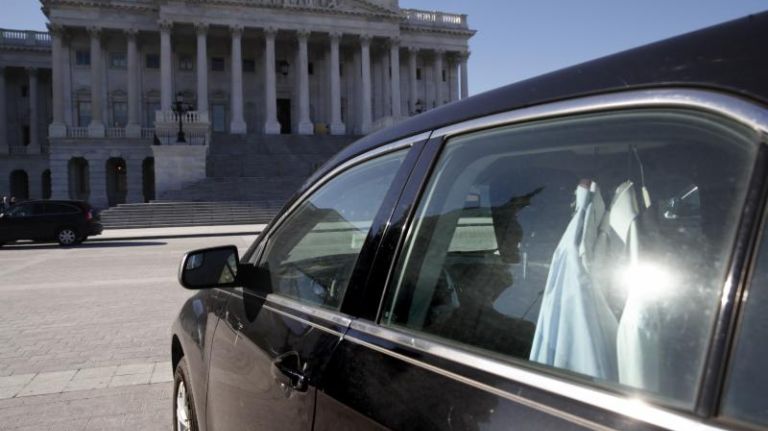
[179,245,240,290]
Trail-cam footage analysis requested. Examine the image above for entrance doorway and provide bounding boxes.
[9,170,29,200]
[143,157,155,203]
[106,158,127,207]
[277,98,291,134]
[68,158,89,201]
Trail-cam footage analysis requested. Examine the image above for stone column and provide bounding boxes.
[360,34,372,134]
[408,47,418,115]
[449,55,460,103]
[89,158,107,209]
[460,52,469,99]
[434,49,444,108]
[329,32,345,135]
[50,155,68,199]
[126,157,144,203]
[389,38,401,118]
[159,20,173,112]
[0,67,6,155]
[87,26,105,137]
[263,27,281,134]
[229,25,246,134]
[297,29,313,135]
[48,24,67,138]
[27,67,40,154]
[126,28,141,138]
[195,22,209,116]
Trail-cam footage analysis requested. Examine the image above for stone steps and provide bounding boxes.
[99,201,284,229]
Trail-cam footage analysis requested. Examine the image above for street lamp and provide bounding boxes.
[172,93,192,144]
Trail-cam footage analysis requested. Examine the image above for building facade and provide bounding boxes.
[0,0,474,208]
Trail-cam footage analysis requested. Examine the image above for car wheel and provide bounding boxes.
[174,358,199,431]
[56,228,78,246]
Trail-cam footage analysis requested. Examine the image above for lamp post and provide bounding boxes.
[172,93,192,144]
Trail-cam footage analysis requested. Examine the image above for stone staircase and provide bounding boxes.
[99,133,358,229]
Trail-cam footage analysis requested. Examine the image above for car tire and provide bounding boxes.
[173,357,199,431]
[56,228,78,246]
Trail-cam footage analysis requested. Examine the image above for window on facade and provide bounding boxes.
[145,102,160,127]
[255,150,407,309]
[308,62,314,75]
[442,69,447,82]
[211,57,225,72]
[721,217,768,427]
[112,102,128,127]
[21,126,30,146]
[110,52,127,69]
[146,54,160,69]
[20,86,28,98]
[242,59,256,73]
[211,104,227,132]
[75,50,91,66]
[77,101,92,127]
[179,55,193,72]
[416,68,422,80]
[382,109,758,409]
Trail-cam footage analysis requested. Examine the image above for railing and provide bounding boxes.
[141,128,156,139]
[155,110,209,124]
[106,127,126,138]
[0,29,52,47]
[154,130,207,146]
[402,9,468,29]
[67,127,89,138]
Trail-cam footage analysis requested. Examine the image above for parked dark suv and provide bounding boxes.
[0,200,103,246]
[171,13,768,431]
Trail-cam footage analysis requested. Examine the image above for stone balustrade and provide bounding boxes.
[155,110,210,125]
[402,9,468,29]
[0,29,52,47]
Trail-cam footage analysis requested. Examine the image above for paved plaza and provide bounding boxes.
[0,232,258,430]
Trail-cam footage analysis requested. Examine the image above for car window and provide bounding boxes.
[381,109,758,408]
[6,204,36,217]
[720,214,768,427]
[257,150,407,309]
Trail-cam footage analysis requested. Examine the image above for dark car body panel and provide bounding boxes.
[172,12,768,431]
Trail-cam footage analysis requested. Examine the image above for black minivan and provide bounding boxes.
[171,13,768,431]
[0,200,103,246]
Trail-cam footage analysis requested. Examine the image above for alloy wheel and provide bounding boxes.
[176,380,191,431]
[58,229,77,246]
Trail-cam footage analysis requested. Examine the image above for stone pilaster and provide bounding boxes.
[229,25,246,134]
[126,157,144,203]
[297,29,313,135]
[159,20,173,112]
[88,26,105,137]
[0,66,6,155]
[408,47,419,114]
[27,67,40,154]
[49,155,69,200]
[389,38,401,118]
[125,28,141,138]
[434,49,445,108]
[48,24,67,138]
[89,157,107,209]
[329,31,345,135]
[263,27,281,135]
[360,34,372,134]
[460,51,469,99]
[195,22,209,116]
[449,54,460,103]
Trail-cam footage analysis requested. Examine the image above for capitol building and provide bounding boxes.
[0,0,473,209]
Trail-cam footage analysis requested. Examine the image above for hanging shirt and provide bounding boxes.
[529,182,619,381]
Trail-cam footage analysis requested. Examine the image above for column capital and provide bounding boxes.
[195,22,209,36]
[230,24,244,37]
[124,28,138,40]
[47,23,66,37]
[434,48,446,56]
[458,51,471,61]
[408,46,420,54]
[87,26,102,38]
[387,36,401,48]
[297,28,311,40]
[26,66,38,76]
[158,20,173,32]
[359,34,372,45]
[264,26,278,37]
[329,31,342,42]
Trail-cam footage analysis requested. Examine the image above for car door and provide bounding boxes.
[0,203,39,241]
[204,144,417,431]
[315,98,766,429]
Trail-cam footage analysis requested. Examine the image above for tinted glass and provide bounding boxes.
[45,204,79,215]
[721,216,768,426]
[382,110,757,408]
[258,150,406,309]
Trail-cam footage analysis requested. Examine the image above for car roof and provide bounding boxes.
[20,200,89,208]
[307,11,768,190]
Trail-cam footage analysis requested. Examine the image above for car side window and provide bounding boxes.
[257,150,407,309]
[381,109,758,408]
[45,204,79,215]
[720,214,768,427]
[6,204,34,217]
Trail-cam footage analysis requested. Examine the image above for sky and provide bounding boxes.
[2,0,766,95]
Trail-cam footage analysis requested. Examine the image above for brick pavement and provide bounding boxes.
[0,235,256,430]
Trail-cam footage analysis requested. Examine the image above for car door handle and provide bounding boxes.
[271,354,308,393]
